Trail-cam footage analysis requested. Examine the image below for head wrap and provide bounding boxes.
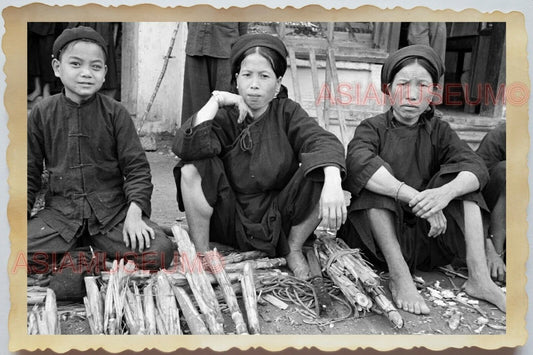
[52,26,107,60]
[230,33,288,78]
[380,44,444,93]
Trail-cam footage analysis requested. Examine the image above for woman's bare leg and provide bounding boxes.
[285,203,321,280]
[462,201,506,311]
[180,164,212,253]
[368,208,430,315]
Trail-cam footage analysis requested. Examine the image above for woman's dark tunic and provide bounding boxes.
[339,109,489,271]
[173,98,345,256]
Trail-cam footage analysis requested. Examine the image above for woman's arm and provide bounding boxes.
[409,171,480,218]
[319,166,346,230]
[194,91,251,127]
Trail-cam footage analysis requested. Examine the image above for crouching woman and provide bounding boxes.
[338,45,506,314]
[172,33,346,280]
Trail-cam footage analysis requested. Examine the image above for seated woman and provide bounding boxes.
[338,45,506,314]
[477,122,506,282]
[172,33,346,280]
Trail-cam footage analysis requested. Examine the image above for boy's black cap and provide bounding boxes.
[52,26,107,59]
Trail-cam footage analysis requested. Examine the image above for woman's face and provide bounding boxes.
[388,62,436,125]
[236,52,282,118]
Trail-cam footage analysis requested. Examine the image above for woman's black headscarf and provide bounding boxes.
[230,33,288,78]
[380,44,445,94]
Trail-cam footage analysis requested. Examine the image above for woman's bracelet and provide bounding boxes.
[395,181,405,201]
[211,90,223,107]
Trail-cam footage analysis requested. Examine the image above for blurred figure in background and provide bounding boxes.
[181,22,248,125]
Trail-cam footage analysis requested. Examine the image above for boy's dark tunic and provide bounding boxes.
[339,109,489,271]
[173,98,345,256]
[28,92,173,269]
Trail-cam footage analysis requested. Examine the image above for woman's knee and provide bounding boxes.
[180,163,201,187]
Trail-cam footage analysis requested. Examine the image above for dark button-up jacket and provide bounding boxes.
[28,92,153,242]
[344,109,489,196]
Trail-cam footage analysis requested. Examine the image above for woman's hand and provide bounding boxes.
[212,91,253,123]
[409,185,454,219]
[123,202,155,252]
[319,166,347,231]
[424,210,447,238]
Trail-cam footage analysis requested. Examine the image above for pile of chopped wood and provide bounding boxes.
[27,225,404,334]
[316,237,404,328]
[27,287,60,334]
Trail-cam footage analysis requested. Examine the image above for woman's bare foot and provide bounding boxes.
[462,278,506,312]
[485,239,506,282]
[285,250,310,280]
[389,276,430,315]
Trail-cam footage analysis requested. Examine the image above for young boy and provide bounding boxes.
[27,26,174,279]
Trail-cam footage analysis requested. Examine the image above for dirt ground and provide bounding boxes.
[102,133,505,336]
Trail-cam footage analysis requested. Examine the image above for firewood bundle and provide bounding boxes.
[316,237,404,328]
[27,287,60,334]
[80,225,272,335]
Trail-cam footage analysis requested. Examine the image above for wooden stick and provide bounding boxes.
[172,286,210,335]
[224,258,287,273]
[103,266,115,335]
[241,262,260,334]
[222,250,268,264]
[184,272,224,334]
[27,309,39,335]
[205,249,248,334]
[309,47,325,127]
[44,288,59,334]
[143,282,157,335]
[154,272,181,335]
[326,48,348,145]
[288,47,302,103]
[154,307,167,335]
[83,297,96,334]
[132,281,146,335]
[171,225,223,321]
[84,277,104,334]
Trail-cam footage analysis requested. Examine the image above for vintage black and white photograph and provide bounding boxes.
[23,20,511,339]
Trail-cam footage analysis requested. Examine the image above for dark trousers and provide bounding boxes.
[28,215,175,272]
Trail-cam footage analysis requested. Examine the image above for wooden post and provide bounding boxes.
[326,48,348,145]
[288,47,302,104]
[309,48,325,127]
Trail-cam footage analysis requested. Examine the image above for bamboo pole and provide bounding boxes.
[205,249,248,334]
[241,262,260,334]
[84,277,104,334]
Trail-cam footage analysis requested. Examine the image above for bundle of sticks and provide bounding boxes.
[316,237,404,328]
[27,287,60,334]
[81,224,278,335]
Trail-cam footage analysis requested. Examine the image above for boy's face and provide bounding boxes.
[52,41,107,104]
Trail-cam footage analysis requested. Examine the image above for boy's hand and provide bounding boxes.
[122,202,155,252]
